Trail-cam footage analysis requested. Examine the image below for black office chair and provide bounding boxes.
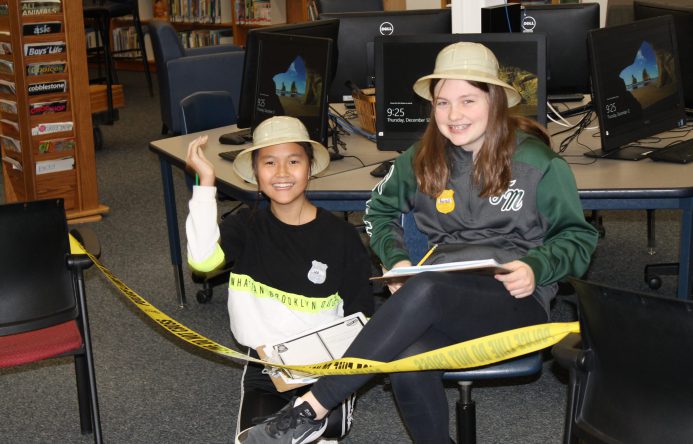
[315,0,384,13]
[401,212,543,444]
[180,90,238,134]
[180,91,241,303]
[0,199,103,443]
[552,278,693,444]
[83,0,153,122]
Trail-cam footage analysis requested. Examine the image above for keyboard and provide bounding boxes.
[648,139,693,164]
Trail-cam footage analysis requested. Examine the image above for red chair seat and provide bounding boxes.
[0,320,83,368]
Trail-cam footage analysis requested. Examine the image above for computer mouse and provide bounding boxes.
[219,133,247,145]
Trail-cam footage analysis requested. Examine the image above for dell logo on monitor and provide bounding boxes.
[379,21,394,35]
[522,16,536,32]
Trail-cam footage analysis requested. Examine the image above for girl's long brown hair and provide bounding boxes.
[414,79,550,198]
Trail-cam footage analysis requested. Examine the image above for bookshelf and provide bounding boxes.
[0,0,108,221]
[98,1,234,69]
[231,0,308,47]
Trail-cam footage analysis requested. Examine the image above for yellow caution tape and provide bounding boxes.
[70,235,580,376]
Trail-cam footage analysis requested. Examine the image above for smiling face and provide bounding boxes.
[254,142,311,209]
[433,79,490,156]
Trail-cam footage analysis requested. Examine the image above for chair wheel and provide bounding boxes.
[196,288,213,303]
[646,275,662,290]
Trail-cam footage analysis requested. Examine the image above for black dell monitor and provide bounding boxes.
[586,15,686,160]
[237,19,339,130]
[375,33,547,152]
[634,0,693,110]
[521,3,600,101]
[318,9,452,103]
[249,33,333,146]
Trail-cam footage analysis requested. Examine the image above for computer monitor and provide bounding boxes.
[375,33,547,151]
[237,19,340,130]
[587,15,687,160]
[318,9,452,103]
[250,33,333,146]
[634,0,693,110]
[521,3,600,101]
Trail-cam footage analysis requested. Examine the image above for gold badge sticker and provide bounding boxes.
[436,189,455,214]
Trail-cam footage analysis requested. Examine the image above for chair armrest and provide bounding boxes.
[551,333,587,370]
[184,44,243,57]
[164,51,245,133]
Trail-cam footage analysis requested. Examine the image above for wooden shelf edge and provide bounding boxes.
[66,204,110,224]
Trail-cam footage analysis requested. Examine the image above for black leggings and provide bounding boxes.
[311,272,547,443]
[237,352,355,439]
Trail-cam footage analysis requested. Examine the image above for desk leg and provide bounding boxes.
[678,199,693,300]
[159,156,186,306]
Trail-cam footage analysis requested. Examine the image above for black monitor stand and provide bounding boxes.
[583,145,654,161]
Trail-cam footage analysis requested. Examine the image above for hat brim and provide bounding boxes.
[232,138,330,185]
[413,73,522,108]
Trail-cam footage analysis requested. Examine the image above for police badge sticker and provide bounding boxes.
[436,189,455,214]
[307,260,328,284]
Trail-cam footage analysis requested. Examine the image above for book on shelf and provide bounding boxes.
[0,79,16,95]
[177,28,227,48]
[169,0,223,24]
[31,121,73,136]
[235,0,278,25]
[112,26,143,57]
[0,118,19,132]
[257,312,368,391]
[372,259,511,281]
[2,155,22,172]
[0,135,21,153]
[35,156,74,175]
[29,99,68,116]
[20,0,62,16]
[26,61,67,76]
[307,0,318,21]
[0,99,17,115]
[0,59,13,75]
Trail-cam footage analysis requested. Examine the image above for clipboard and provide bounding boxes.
[256,312,368,392]
[371,259,510,281]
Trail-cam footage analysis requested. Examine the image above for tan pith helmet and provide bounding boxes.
[413,41,522,107]
[233,116,330,184]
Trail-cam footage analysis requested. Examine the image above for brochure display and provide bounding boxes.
[0,0,107,221]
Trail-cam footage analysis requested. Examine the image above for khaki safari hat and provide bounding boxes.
[233,116,330,184]
[413,42,522,107]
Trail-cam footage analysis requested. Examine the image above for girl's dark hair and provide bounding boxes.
[414,79,549,198]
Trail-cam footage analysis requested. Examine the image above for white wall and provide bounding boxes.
[583,0,608,27]
[451,0,506,33]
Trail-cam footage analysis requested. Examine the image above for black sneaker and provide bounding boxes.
[236,397,327,444]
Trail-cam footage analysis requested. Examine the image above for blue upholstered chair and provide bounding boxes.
[148,20,245,135]
[401,211,543,444]
[179,91,240,304]
[180,90,238,134]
